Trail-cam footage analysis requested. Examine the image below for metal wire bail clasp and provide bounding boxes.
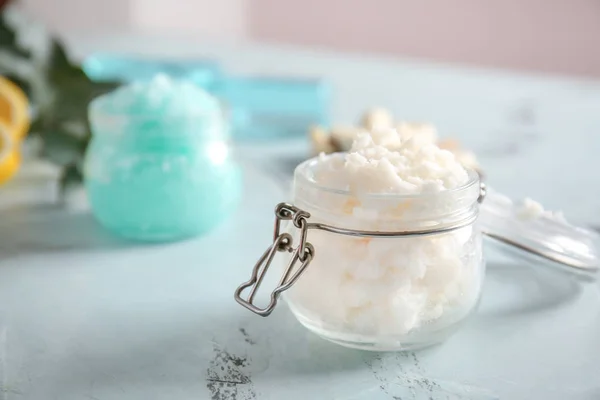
[234,203,315,317]
[478,182,487,204]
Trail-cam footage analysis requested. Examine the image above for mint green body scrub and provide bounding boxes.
[84,75,241,241]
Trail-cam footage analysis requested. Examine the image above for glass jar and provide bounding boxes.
[236,155,485,351]
[84,93,241,242]
[236,154,600,352]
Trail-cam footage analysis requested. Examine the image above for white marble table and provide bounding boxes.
[0,35,599,400]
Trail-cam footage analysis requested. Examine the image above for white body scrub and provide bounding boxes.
[516,197,567,223]
[314,129,468,194]
[285,129,484,350]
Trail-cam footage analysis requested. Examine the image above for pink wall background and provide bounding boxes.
[249,0,600,77]
[19,0,600,78]
[131,0,247,38]
[20,0,132,31]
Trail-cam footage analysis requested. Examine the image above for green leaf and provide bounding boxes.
[59,163,83,191]
[27,116,44,135]
[48,39,74,71]
[0,10,122,191]
[39,128,87,166]
[0,14,30,58]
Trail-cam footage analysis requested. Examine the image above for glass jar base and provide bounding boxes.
[291,308,466,352]
[91,210,230,242]
[86,175,241,242]
[92,216,225,242]
[316,335,440,352]
[99,226,208,242]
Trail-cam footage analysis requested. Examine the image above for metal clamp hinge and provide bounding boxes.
[234,203,315,317]
[478,182,487,204]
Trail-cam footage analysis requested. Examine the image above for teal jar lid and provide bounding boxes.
[480,188,599,281]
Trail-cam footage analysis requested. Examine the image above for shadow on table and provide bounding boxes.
[0,204,133,256]
[206,308,381,379]
[477,261,583,320]
[42,305,383,399]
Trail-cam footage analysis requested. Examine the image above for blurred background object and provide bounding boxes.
[84,76,242,241]
[2,0,600,227]
[16,0,600,78]
[0,76,29,184]
[0,0,330,192]
[83,54,330,141]
[0,4,119,188]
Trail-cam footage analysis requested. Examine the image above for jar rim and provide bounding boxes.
[88,91,224,120]
[294,152,480,199]
[88,92,228,142]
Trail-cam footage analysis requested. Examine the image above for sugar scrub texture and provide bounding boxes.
[516,197,567,223]
[487,191,568,223]
[90,74,224,142]
[85,75,240,240]
[286,129,482,343]
[313,128,469,195]
[95,74,220,116]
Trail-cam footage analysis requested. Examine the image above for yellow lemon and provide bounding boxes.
[0,121,21,185]
[0,76,30,140]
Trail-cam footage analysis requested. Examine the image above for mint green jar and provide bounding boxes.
[84,75,241,241]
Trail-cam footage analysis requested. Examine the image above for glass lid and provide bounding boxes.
[479,188,600,281]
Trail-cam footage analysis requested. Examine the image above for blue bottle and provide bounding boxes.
[83,53,331,140]
[213,75,330,140]
[83,53,221,90]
